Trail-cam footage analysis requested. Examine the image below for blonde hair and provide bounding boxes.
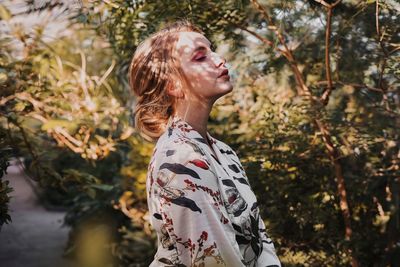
[129,19,203,143]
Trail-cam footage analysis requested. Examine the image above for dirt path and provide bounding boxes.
[0,159,73,267]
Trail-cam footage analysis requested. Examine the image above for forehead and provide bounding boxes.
[175,31,211,56]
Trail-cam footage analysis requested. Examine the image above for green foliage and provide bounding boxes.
[0,179,13,227]
[0,3,155,264]
[1,0,399,266]
[82,0,399,265]
[0,129,13,228]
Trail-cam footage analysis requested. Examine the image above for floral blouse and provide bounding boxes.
[146,115,281,267]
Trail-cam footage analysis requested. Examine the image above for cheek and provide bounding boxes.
[186,65,215,84]
[180,61,217,93]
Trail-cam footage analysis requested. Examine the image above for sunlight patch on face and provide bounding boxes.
[173,31,233,103]
[175,31,212,62]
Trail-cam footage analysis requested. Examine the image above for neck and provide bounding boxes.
[173,98,214,143]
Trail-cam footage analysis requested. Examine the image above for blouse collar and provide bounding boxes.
[167,114,224,166]
[167,114,217,147]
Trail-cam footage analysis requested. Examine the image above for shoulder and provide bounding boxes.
[150,136,218,190]
[153,134,206,167]
[215,138,239,157]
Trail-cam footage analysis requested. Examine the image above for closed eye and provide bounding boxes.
[196,56,207,61]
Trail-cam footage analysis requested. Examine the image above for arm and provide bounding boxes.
[152,142,245,267]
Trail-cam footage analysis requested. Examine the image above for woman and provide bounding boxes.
[129,20,281,267]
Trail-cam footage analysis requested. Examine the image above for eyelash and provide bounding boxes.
[196,56,207,61]
[195,45,215,62]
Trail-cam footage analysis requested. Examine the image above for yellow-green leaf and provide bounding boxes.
[0,4,11,21]
[41,119,79,133]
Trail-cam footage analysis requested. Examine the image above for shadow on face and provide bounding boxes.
[173,31,233,105]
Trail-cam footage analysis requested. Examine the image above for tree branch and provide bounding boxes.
[375,0,391,112]
[235,24,285,54]
[320,7,334,105]
[250,0,312,97]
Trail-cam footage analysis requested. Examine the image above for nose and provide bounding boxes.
[211,52,226,68]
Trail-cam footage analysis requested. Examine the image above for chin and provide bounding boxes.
[213,84,233,100]
[221,83,233,93]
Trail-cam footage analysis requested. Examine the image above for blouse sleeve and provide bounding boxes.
[227,145,281,266]
[152,142,245,267]
[256,217,281,266]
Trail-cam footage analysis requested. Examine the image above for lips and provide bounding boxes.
[218,69,229,78]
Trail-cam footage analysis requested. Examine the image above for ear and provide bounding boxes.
[166,80,184,98]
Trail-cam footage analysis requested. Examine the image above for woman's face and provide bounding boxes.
[174,31,233,103]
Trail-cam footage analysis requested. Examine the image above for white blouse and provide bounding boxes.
[146,115,281,267]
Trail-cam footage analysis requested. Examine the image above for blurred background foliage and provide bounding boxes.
[0,0,399,266]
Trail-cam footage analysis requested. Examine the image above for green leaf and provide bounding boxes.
[87,188,96,199]
[0,4,11,21]
[41,119,79,133]
[14,102,27,112]
[0,72,7,84]
[20,116,43,130]
[90,184,114,191]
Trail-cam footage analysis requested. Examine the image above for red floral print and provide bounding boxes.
[146,115,281,267]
